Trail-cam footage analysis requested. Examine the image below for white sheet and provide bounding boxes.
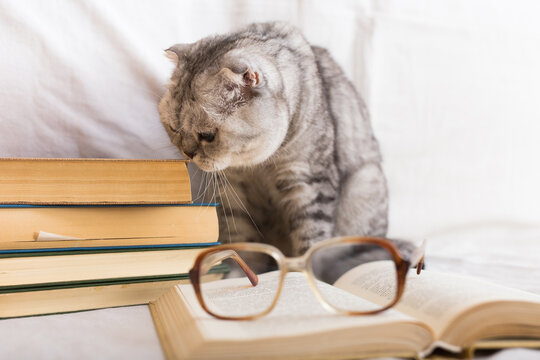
[1,0,540,244]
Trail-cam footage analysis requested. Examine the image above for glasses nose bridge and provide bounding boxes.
[283,256,307,272]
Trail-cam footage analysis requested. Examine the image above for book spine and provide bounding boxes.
[0,279,189,319]
[0,242,220,256]
[0,158,191,204]
[0,204,220,250]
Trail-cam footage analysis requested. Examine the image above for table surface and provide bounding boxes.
[1,234,539,360]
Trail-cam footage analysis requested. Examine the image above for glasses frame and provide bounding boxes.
[189,236,425,320]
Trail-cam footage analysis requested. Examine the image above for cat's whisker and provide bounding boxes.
[220,170,264,240]
[219,170,238,236]
[148,144,180,152]
[209,172,218,207]
[224,176,238,236]
[142,85,167,98]
[216,171,232,244]
[192,170,211,203]
[193,167,206,202]
[270,156,278,170]
[194,171,210,219]
[197,172,214,219]
[196,169,207,202]
[140,91,161,100]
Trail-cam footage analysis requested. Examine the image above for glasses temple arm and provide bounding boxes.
[200,250,259,286]
[409,240,426,275]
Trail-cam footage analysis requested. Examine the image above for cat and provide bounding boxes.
[159,22,405,278]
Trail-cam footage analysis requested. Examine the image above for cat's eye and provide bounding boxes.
[198,132,216,143]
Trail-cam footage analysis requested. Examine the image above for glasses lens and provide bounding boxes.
[310,241,399,313]
[198,248,281,318]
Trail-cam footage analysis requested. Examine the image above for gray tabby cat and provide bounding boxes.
[159,22,392,271]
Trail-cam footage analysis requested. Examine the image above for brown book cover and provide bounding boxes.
[0,158,191,204]
[0,204,218,251]
[0,248,205,288]
[0,278,187,319]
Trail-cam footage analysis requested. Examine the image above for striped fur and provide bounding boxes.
[159,22,388,257]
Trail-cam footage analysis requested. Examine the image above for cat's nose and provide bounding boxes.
[184,149,197,159]
[198,132,216,143]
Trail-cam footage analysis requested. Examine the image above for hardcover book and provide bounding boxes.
[0,158,191,204]
[0,268,227,319]
[0,203,218,252]
[150,264,540,359]
[0,247,208,289]
[0,277,186,319]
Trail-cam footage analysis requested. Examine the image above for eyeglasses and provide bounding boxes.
[189,236,425,320]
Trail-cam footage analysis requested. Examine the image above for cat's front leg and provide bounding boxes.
[335,162,388,238]
[275,165,339,256]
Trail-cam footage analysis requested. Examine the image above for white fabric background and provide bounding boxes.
[0,0,539,358]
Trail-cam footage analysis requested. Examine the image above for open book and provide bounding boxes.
[150,262,540,359]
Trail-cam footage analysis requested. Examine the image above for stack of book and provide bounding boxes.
[0,158,220,318]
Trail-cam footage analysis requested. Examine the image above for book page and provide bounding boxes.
[178,271,421,341]
[334,262,540,338]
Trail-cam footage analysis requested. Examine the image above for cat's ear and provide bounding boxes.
[219,67,262,89]
[164,44,190,63]
[241,68,261,88]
